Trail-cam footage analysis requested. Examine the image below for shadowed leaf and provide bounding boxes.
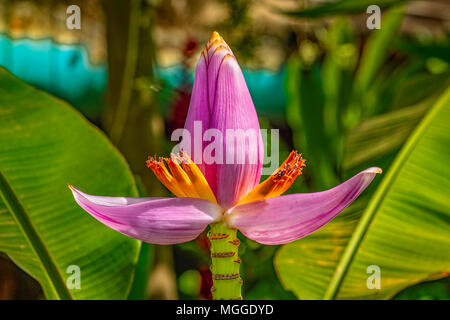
[0,68,140,299]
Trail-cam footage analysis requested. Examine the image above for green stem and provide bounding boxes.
[208,222,242,300]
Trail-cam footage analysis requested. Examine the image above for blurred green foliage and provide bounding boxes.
[277,4,450,300]
[283,0,411,18]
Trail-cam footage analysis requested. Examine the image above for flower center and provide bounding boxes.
[237,150,306,205]
[146,151,217,203]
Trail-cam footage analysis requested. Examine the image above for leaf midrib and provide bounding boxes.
[323,88,450,299]
[0,170,73,300]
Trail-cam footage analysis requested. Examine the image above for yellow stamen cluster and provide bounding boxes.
[146,151,217,203]
[238,150,306,205]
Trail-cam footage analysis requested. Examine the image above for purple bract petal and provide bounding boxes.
[184,32,263,209]
[69,186,222,245]
[225,168,381,245]
[184,55,210,175]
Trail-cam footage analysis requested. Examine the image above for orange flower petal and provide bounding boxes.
[147,152,217,203]
[237,150,305,205]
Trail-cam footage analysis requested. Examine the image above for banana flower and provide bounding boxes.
[69,32,381,300]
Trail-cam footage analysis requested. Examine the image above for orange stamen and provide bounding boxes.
[146,152,217,203]
[237,150,306,205]
[178,151,217,203]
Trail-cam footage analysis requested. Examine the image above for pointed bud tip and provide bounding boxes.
[367,167,382,174]
[206,31,230,51]
[201,31,234,64]
[68,184,79,195]
[209,31,223,44]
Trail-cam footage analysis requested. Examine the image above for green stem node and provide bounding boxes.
[208,222,242,300]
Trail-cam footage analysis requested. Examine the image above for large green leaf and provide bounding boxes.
[275,87,450,299]
[0,68,140,299]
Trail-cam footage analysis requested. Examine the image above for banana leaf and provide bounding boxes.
[0,68,140,299]
[275,87,450,299]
